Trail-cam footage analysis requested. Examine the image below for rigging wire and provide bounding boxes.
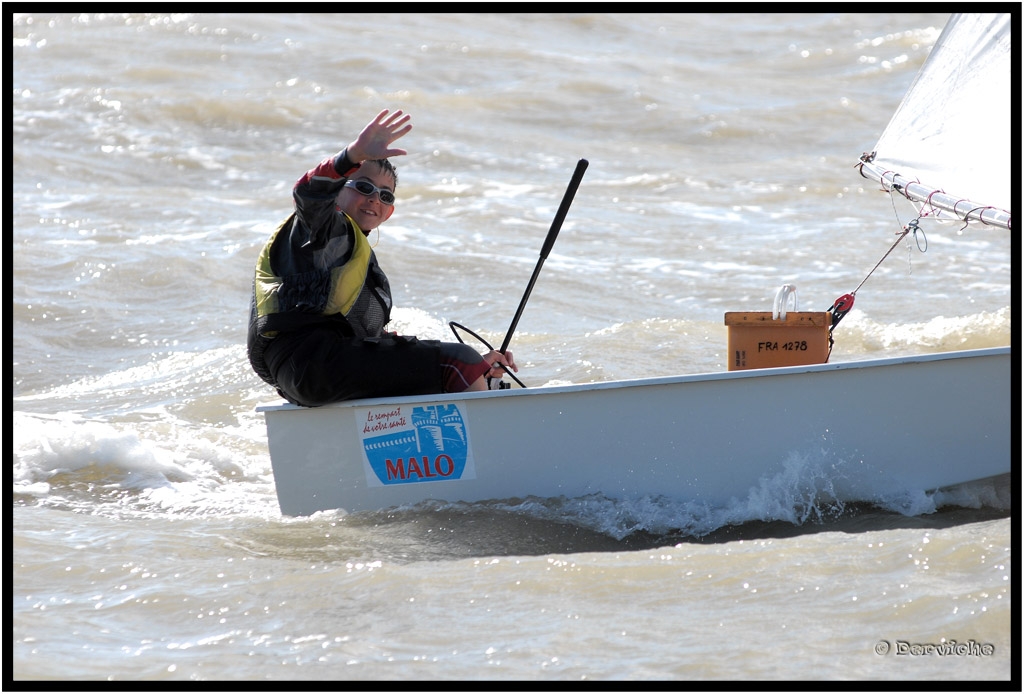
[825,188,931,360]
[853,185,932,296]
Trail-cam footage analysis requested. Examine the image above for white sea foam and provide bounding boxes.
[12,410,278,519]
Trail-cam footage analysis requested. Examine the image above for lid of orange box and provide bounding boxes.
[723,311,829,327]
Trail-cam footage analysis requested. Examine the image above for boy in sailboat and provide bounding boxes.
[247,109,516,406]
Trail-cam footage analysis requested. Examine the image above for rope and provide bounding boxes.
[448,321,526,389]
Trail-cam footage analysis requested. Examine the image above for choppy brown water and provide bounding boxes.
[12,12,1013,682]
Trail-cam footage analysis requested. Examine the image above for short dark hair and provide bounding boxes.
[368,158,398,188]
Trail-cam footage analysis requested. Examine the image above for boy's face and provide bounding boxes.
[336,161,396,233]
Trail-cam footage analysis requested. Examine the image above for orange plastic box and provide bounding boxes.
[724,311,830,371]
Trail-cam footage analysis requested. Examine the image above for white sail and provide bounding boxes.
[859,13,1011,230]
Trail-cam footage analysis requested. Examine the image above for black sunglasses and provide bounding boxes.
[344,179,396,205]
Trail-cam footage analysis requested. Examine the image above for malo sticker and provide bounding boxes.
[357,403,475,486]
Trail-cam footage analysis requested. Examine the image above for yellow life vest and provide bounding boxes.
[253,212,373,332]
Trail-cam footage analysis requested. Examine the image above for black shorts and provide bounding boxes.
[263,325,489,407]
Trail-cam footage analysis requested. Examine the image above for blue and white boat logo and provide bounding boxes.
[357,403,475,486]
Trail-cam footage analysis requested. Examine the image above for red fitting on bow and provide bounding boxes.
[828,293,855,331]
[831,294,855,313]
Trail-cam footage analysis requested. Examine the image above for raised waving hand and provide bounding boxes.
[346,109,413,163]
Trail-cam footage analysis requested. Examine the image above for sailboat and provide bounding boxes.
[258,13,1011,518]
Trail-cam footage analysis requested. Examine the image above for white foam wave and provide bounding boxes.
[837,306,1011,353]
[12,411,278,520]
[480,453,1010,540]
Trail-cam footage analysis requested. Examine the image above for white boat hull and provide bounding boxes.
[259,347,1011,517]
